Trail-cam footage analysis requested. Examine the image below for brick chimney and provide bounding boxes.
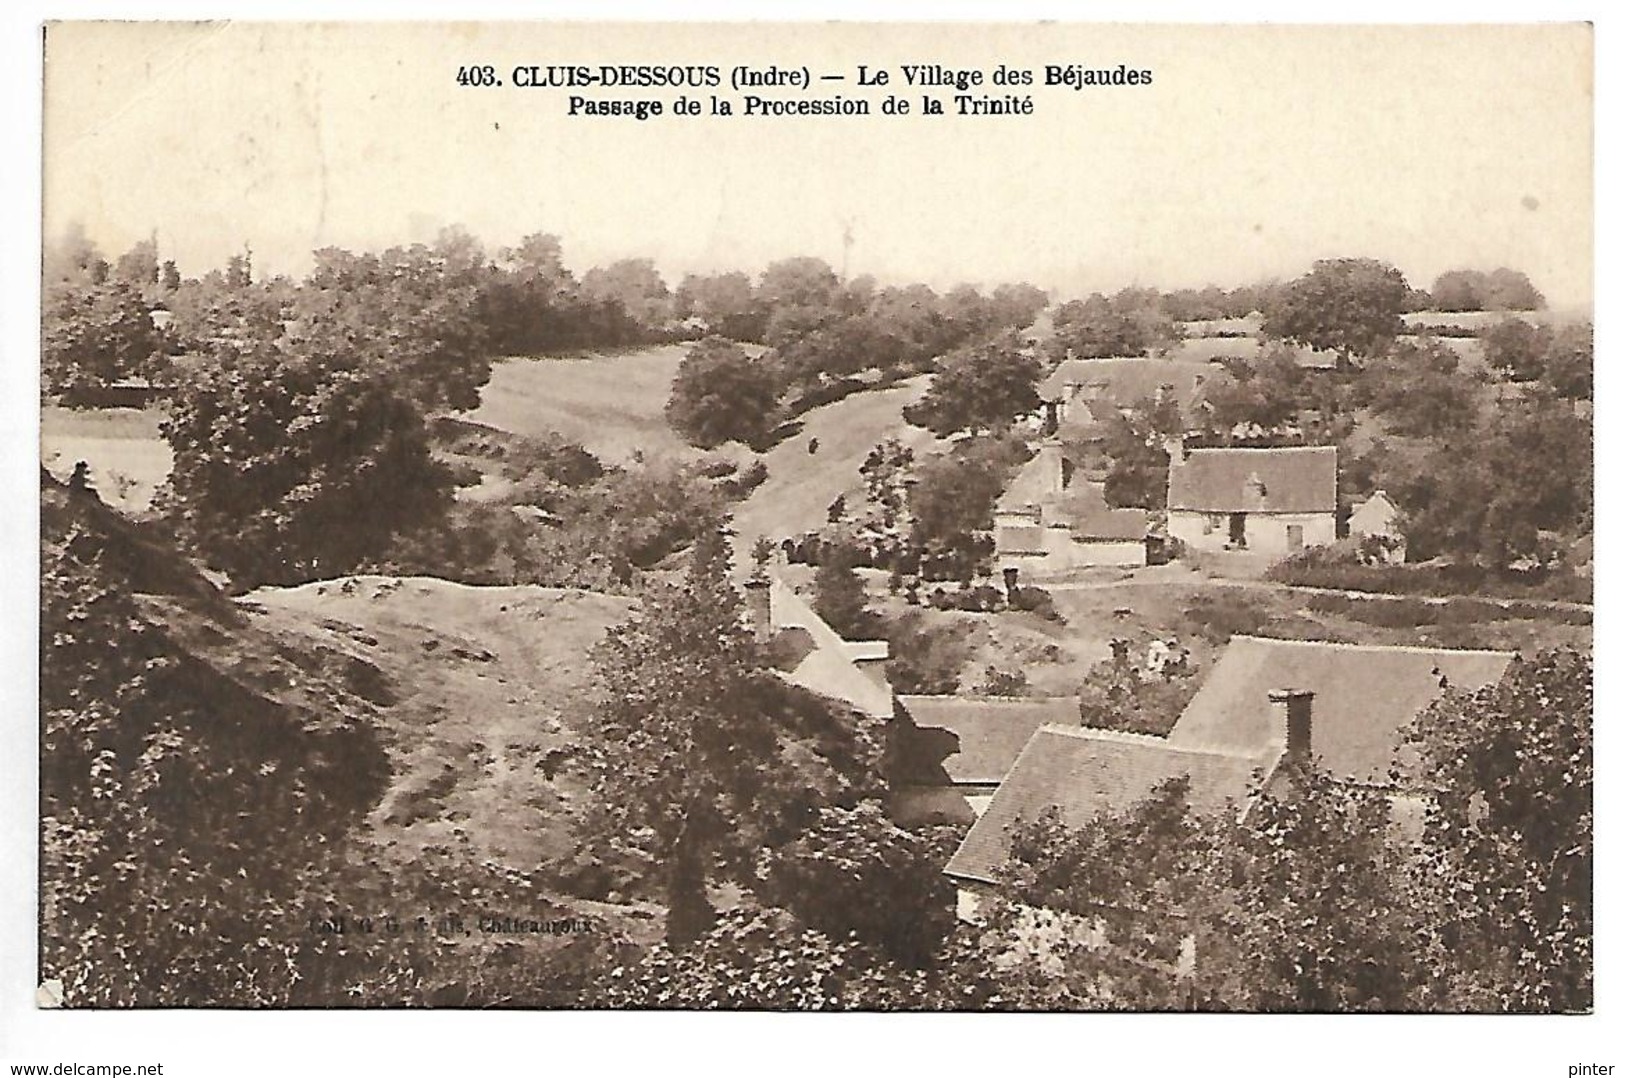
[1163,434,1187,464]
[742,577,773,645]
[1268,688,1315,766]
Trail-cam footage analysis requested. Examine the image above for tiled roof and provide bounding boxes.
[1167,446,1337,514]
[894,696,1081,785]
[996,450,1059,511]
[1040,357,1216,412]
[945,725,1266,883]
[768,579,894,720]
[1167,636,1514,785]
[1052,484,1150,541]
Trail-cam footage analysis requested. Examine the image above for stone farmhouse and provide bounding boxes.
[1166,444,1337,556]
[993,439,1149,577]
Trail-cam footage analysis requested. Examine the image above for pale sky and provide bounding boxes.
[42,21,1593,306]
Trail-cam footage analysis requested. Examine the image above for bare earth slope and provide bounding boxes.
[246,576,633,877]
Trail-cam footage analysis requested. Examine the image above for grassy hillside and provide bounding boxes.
[464,345,693,464]
[730,374,941,551]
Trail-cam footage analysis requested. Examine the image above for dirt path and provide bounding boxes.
[729,375,940,553]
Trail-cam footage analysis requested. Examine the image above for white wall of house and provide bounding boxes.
[1169,509,1335,556]
[996,526,1145,578]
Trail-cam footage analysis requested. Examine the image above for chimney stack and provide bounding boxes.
[1163,434,1187,464]
[742,577,773,645]
[1268,688,1315,766]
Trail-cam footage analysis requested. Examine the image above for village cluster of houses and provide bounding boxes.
[995,353,1406,578]
[743,563,1512,926]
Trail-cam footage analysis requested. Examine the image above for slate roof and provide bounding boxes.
[894,696,1081,786]
[945,726,1267,883]
[768,579,894,720]
[1167,636,1514,785]
[1167,446,1337,514]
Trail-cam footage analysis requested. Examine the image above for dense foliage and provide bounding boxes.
[903,335,1045,437]
[159,343,454,588]
[665,336,785,449]
[1262,257,1408,363]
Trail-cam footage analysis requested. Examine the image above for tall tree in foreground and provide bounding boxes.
[1400,650,1592,1012]
[584,529,779,945]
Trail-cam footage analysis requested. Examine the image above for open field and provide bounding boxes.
[40,405,172,516]
[463,345,694,464]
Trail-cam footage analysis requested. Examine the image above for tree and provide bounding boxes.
[159,343,454,587]
[1400,650,1591,1011]
[756,801,958,967]
[291,241,493,413]
[583,530,781,946]
[41,277,160,403]
[1049,291,1179,360]
[988,282,1050,331]
[759,257,843,348]
[1385,396,1590,569]
[1362,338,1481,438]
[1484,319,1591,400]
[813,544,875,639]
[903,336,1043,437]
[1263,258,1408,364]
[674,271,765,341]
[1430,268,1545,312]
[1100,395,1182,509]
[580,257,673,335]
[906,439,1019,578]
[665,336,784,449]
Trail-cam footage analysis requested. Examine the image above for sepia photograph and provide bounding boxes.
[3,8,1609,1075]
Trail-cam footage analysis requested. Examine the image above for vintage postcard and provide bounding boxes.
[17,13,1601,1072]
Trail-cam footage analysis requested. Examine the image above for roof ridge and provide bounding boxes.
[1033,723,1260,761]
[899,693,1079,702]
[1227,635,1516,659]
[1182,444,1335,455]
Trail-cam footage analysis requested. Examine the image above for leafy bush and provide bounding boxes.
[927,583,1005,613]
[1182,593,1269,643]
[883,613,972,695]
[975,665,1031,697]
[1009,585,1064,623]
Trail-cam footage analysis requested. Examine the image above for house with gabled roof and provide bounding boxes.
[993,440,1149,576]
[1040,356,1216,428]
[889,695,1081,825]
[1166,444,1337,556]
[943,635,1515,915]
[744,575,893,721]
[1347,489,1407,564]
